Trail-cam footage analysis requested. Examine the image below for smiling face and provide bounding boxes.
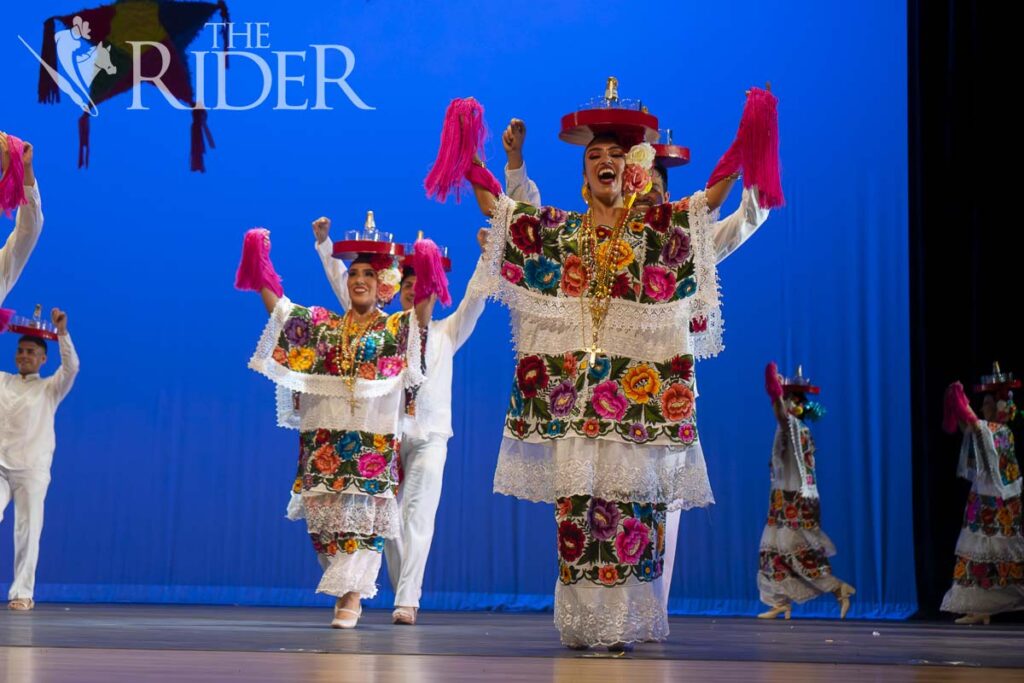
[15,338,47,376]
[347,263,380,312]
[400,273,416,311]
[583,136,626,205]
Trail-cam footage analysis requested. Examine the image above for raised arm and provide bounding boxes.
[713,186,771,263]
[312,216,351,311]
[46,308,80,403]
[503,119,542,207]
[765,361,788,428]
[424,98,503,218]
[235,228,283,314]
[0,136,42,304]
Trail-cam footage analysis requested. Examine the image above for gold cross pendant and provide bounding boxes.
[585,344,604,368]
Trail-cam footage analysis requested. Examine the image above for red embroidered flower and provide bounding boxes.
[510,214,543,254]
[516,355,550,399]
[315,429,331,445]
[558,520,586,563]
[644,203,672,233]
[610,272,632,299]
[598,565,620,585]
[670,355,694,381]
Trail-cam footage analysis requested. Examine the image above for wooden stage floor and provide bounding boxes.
[2,604,1022,681]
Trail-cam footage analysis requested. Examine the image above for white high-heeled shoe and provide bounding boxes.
[954,613,991,625]
[331,604,362,629]
[757,603,792,620]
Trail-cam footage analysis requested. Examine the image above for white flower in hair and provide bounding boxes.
[626,142,656,170]
[379,266,402,288]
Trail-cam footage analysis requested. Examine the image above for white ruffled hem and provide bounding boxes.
[316,549,382,599]
[554,581,668,647]
[492,435,714,510]
[303,492,401,539]
[757,573,842,606]
[940,584,1024,616]
[953,528,1024,563]
[759,524,837,557]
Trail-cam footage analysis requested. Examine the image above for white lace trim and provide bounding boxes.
[316,548,382,599]
[291,392,404,436]
[686,191,724,360]
[303,492,402,539]
[285,492,305,520]
[940,584,1024,615]
[757,573,842,606]
[554,581,668,646]
[492,436,714,510]
[759,524,837,557]
[953,527,1024,563]
[248,297,424,399]
[511,310,691,361]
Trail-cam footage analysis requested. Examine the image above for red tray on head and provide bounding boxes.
[6,323,59,341]
[974,379,1021,393]
[559,108,660,147]
[782,383,821,395]
[653,143,691,167]
[331,240,405,261]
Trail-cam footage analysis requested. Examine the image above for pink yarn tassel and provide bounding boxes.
[235,228,283,297]
[765,361,783,402]
[943,382,976,433]
[0,135,27,218]
[0,308,13,333]
[424,98,488,204]
[412,238,451,307]
[707,87,785,208]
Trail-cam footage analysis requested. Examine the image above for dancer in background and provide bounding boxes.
[941,364,1024,624]
[1,133,42,329]
[1,308,78,611]
[312,215,490,625]
[237,227,446,628]
[759,363,855,619]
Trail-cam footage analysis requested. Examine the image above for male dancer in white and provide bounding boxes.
[502,118,770,609]
[313,217,488,624]
[0,133,42,307]
[1,308,79,610]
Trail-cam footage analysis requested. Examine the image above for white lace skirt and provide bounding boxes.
[492,435,715,510]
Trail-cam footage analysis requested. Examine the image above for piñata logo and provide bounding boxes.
[18,1,374,173]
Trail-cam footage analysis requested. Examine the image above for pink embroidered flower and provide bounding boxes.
[643,266,677,302]
[592,381,629,421]
[678,423,696,444]
[309,306,330,326]
[615,518,650,564]
[357,452,387,479]
[501,262,524,284]
[377,356,404,377]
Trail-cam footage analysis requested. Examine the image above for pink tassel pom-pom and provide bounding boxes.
[424,98,489,204]
[943,382,977,433]
[0,135,27,219]
[765,361,784,402]
[0,308,14,333]
[707,87,785,209]
[412,238,451,307]
[235,228,283,297]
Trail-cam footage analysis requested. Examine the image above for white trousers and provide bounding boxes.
[661,509,680,610]
[385,433,448,608]
[0,466,51,601]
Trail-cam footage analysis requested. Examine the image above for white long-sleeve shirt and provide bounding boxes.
[0,184,43,305]
[316,239,487,439]
[503,165,769,264]
[0,332,79,471]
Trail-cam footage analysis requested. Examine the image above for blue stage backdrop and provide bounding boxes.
[0,0,911,617]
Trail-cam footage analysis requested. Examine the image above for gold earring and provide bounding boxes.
[581,183,591,204]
